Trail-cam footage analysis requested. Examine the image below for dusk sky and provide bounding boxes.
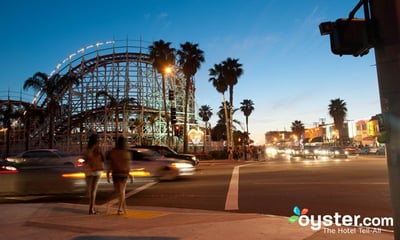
[0,0,381,144]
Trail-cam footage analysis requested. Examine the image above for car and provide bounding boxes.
[5,149,85,168]
[376,146,386,155]
[137,145,199,166]
[344,146,360,155]
[0,153,88,196]
[301,145,320,159]
[128,147,195,180]
[327,146,348,158]
[289,145,319,159]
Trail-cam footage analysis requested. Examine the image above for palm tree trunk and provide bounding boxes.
[183,77,190,153]
[162,74,170,146]
[229,86,234,152]
[222,94,230,154]
[245,116,249,160]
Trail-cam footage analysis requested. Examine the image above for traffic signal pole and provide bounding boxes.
[370,1,400,238]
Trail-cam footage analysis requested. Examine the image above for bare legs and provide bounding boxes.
[86,175,100,214]
[106,177,128,215]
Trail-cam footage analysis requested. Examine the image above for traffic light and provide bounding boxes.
[168,89,174,101]
[174,125,182,137]
[170,107,177,124]
[319,18,373,57]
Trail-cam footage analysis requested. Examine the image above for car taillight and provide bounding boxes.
[76,158,86,167]
[0,165,18,174]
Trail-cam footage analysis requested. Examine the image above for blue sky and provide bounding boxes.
[0,0,381,144]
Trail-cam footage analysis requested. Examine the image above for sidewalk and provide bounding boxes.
[0,203,394,240]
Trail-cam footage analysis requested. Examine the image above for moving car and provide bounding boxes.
[1,150,86,195]
[129,147,195,180]
[327,146,348,159]
[137,145,199,166]
[289,145,319,159]
[5,149,85,168]
[301,145,320,159]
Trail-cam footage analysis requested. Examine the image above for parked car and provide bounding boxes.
[376,146,386,155]
[5,149,85,168]
[137,145,199,166]
[128,147,195,180]
[327,146,348,159]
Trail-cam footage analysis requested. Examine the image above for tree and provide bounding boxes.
[220,58,243,151]
[198,104,213,130]
[96,90,137,142]
[291,120,305,141]
[149,40,176,146]
[240,99,254,160]
[209,63,230,150]
[211,101,240,142]
[240,99,254,139]
[0,101,22,156]
[20,103,46,150]
[23,72,78,148]
[328,98,347,143]
[177,42,205,153]
[198,104,213,153]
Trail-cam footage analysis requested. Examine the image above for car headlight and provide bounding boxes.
[172,162,193,168]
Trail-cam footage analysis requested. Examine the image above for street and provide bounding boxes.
[0,155,391,222]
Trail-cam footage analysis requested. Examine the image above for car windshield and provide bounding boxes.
[131,148,163,160]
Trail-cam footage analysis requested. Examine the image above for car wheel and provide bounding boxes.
[157,167,178,181]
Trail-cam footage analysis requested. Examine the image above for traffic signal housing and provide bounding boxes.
[174,125,182,137]
[319,18,373,57]
[170,107,177,124]
[168,89,174,101]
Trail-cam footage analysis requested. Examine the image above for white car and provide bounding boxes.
[5,149,84,168]
[128,147,195,180]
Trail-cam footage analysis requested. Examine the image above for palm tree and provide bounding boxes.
[209,63,230,149]
[291,120,305,141]
[23,72,78,148]
[96,90,137,142]
[240,99,254,139]
[328,98,347,144]
[0,101,22,156]
[149,40,176,146]
[240,99,254,160]
[198,105,213,153]
[20,103,46,150]
[177,42,205,153]
[221,58,243,150]
[198,105,213,131]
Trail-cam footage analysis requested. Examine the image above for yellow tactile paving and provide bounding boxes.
[107,210,168,219]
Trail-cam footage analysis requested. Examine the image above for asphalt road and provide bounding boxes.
[0,154,392,222]
[124,154,391,220]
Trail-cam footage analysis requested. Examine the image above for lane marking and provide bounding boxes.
[224,163,254,211]
[101,181,158,207]
[225,166,239,210]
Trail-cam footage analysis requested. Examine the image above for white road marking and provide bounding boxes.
[224,163,254,211]
[102,181,158,206]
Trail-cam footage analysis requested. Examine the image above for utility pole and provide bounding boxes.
[320,0,400,237]
[370,1,400,238]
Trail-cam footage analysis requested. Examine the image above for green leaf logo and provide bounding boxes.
[288,206,308,224]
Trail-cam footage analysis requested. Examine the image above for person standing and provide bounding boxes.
[84,134,104,215]
[107,136,133,215]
